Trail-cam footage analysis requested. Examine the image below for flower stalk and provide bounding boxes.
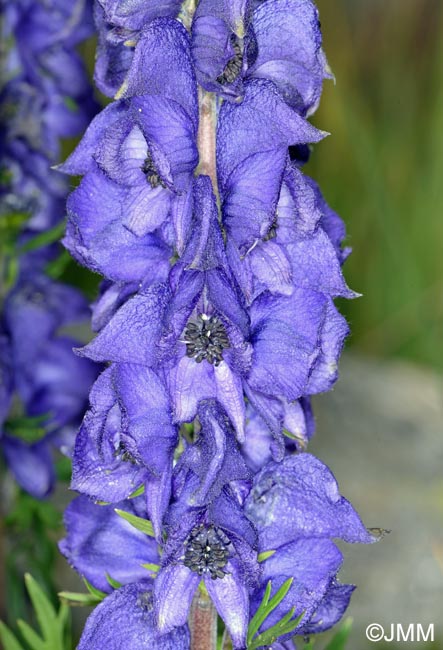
[196,88,219,197]
[189,589,218,650]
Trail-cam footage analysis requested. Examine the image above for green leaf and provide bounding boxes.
[128,484,145,498]
[57,602,70,628]
[17,221,66,254]
[45,250,72,279]
[247,579,293,645]
[282,428,307,449]
[248,611,304,650]
[58,591,102,607]
[114,509,155,537]
[24,574,58,647]
[257,550,276,563]
[16,620,45,650]
[63,96,79,113]
[106,573,123,590]
[323,618,353,650]
[0,622,25,650]
[141,563,160,574]
[4,414,53,444]
[84,579,107,601]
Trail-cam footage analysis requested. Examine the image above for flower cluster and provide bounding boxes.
[0,0,98,497]
[58,1,376,648]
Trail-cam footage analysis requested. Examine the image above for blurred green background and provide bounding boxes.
[308,0,443,371]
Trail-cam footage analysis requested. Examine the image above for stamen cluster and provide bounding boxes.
[184,524,231,579]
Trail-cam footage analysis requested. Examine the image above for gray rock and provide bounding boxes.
[308,354,443,647]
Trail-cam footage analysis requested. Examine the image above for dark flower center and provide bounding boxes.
[142,151,165,189]
[115,441,138,465]
[183,524,230,580]
[183,314,230,366]
[217,37,243,85]
[264,214,278,241]
[137,591,153,612]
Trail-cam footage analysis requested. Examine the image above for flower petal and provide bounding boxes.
[154,564,199,633]
[205,558,249,650]
[59,496,158,592]
[245,453,377,547]
[78,580,190,649]
[78,284,169,364]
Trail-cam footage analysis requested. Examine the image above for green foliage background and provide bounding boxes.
[308,0,443,370]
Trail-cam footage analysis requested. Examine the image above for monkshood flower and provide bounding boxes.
[217,79,326,254]
[76,175,348,448]
[60,495,159,592]
[241,399,314,472]
[70,363,177,538]
[0,80,69,232]
[0,272,97,497]
[2,0,96,139]
[226,164,355,304]
[245,453,378,640]
[61,18,199,271]
[77,581,190,650]
[192,0,331,114]
[94,0,182,97]
[154,470,258,648]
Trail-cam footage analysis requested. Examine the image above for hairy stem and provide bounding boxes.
[190,589,218,650]
[196,88,219,198]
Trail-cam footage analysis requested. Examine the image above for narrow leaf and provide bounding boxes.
[247,580,273,644]
[16,620,45,650]
[247,579,294,646]
[58,591,102,607]
[257,550,276,563]
[17,221,66,254]
[0,622,25,650]
[324,617,353,650]
[248,611,304,650]
[141,563,160,574]
[84,579,107,601]
[24,573,57,645]
[57,601,71,627]
[114,509,155,537]
[128,484,145,498]
[106,573,122,589]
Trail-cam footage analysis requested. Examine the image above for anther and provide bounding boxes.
[217,37,243,85]
[183,524,231,580]
[182,314,230,366]
[141,151,166,189]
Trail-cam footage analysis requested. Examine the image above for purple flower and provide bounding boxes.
[62,19,199,273]
[77,580,190,650]
[59,495,159,592]
[245,453,377,637]
[217,79,326,253]
[154,473,258,649]
[64,166,173,282]
[241,398,314,471]
[71,363,177,538]
[192,0,331,114]
[0,273,98,497]
[94,1,183,97]
[1,437,55,498]
[174,400,251,507]
[76,173,348,449]
[226,165,354,304]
